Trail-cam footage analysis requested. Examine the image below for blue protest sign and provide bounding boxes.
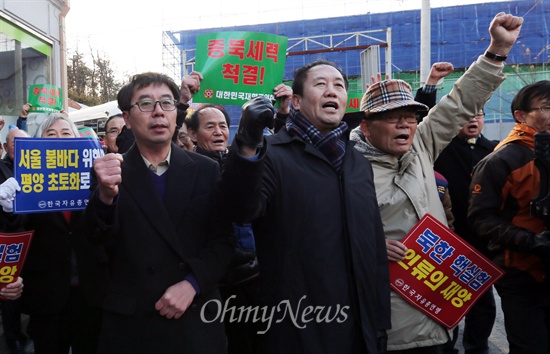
[13,137,104,213]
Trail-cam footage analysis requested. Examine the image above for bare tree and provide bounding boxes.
[67,46,121,106]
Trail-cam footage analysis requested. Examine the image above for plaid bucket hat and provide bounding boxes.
[360,79,429,115]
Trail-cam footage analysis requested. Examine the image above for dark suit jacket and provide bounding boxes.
[84,143,234,354]
[20,211,111,315]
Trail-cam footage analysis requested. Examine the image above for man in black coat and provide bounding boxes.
[217,60,391,353]
[84,72,235,353]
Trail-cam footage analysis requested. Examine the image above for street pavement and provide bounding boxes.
[456,291,509,353]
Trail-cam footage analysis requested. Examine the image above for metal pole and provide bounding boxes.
[420,0,431,85]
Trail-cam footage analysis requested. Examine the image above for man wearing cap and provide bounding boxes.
[350,12,522,353]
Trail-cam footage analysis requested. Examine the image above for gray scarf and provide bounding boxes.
[349,126,386,157]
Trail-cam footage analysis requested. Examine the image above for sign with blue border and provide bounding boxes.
[13,137,104,213]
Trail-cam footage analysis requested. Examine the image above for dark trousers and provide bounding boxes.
[0,299,25,342]
[220,277,261,354]
[27,286,102,354]
[445,287,496,354]
[462,286,496,353]
[389,344,444,354]
[495,269,550,354]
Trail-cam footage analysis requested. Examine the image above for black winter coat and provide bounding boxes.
[84,143,235,354]
[218,128,391,353]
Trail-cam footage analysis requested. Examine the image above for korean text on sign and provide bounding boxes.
[14,138,104,214]
[389,213,503,328]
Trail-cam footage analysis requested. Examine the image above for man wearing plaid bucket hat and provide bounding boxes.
[350,12,523,353]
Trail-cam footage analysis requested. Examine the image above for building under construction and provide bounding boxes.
[163,0,549,140]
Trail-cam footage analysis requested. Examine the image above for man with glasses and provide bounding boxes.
[103,114,125,153]
[349,12,521,353]
[434,108,498,354]
[176,122,194,151]
[83,72,234,353]
[469,80,550,353]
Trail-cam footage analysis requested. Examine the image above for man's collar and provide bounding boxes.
[141,148,171,175]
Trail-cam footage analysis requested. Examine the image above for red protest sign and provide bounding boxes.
[0,231,34,289]
[389,213,503,328]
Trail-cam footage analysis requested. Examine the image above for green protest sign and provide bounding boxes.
[28,84,63,113]
[193,31,287,107]
[346,93,363,113]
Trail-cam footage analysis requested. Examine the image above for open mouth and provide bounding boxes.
[322,102,339,111]
[212,138,225,144]
[394,133,410,143]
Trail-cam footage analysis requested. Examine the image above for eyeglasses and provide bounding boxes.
[474,112,486,119]
[131,99,178,112]
[529,106,550,114]
[106,128,121,136]
[178,134,190,142]
[379,114,418,124]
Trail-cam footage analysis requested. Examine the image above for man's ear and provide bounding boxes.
[122,111,131,130]
[291,94,302,111]
[513,110,526,124]
[188,128,198,143]
[359,120,370,138]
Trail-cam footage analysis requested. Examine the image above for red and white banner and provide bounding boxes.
[389,214,503,328]
[0,231,33,289]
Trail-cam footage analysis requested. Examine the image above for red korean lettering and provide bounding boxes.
[207,39,225,58]
[246,40,264,61]
[348,98,359,110]
[228,39,246,59]
[243,65,265,86]
[221,63,240,84]
[266,42,280,62]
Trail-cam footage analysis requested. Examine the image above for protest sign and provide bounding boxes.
[389,213,504,328]
[78,127,99,139]
[28,84,63,113]
[194,31,288,107]
[0,231,33,290]
[13,137,104,213]
[346,93,363,113]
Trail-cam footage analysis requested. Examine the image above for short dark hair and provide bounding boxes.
[105,114,123,131]
[187,104,231,131]
[511,80,550,120]
[291,59,348,97]
[117,72,180,112]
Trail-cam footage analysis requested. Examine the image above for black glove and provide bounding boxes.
[235,96,274,148]
[521,230,550,258]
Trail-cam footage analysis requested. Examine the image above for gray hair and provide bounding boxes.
[34,113,80,138]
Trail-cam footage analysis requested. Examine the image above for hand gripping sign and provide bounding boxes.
[389,213,504,329]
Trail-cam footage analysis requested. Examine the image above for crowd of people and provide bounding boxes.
[0,10,548,354]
